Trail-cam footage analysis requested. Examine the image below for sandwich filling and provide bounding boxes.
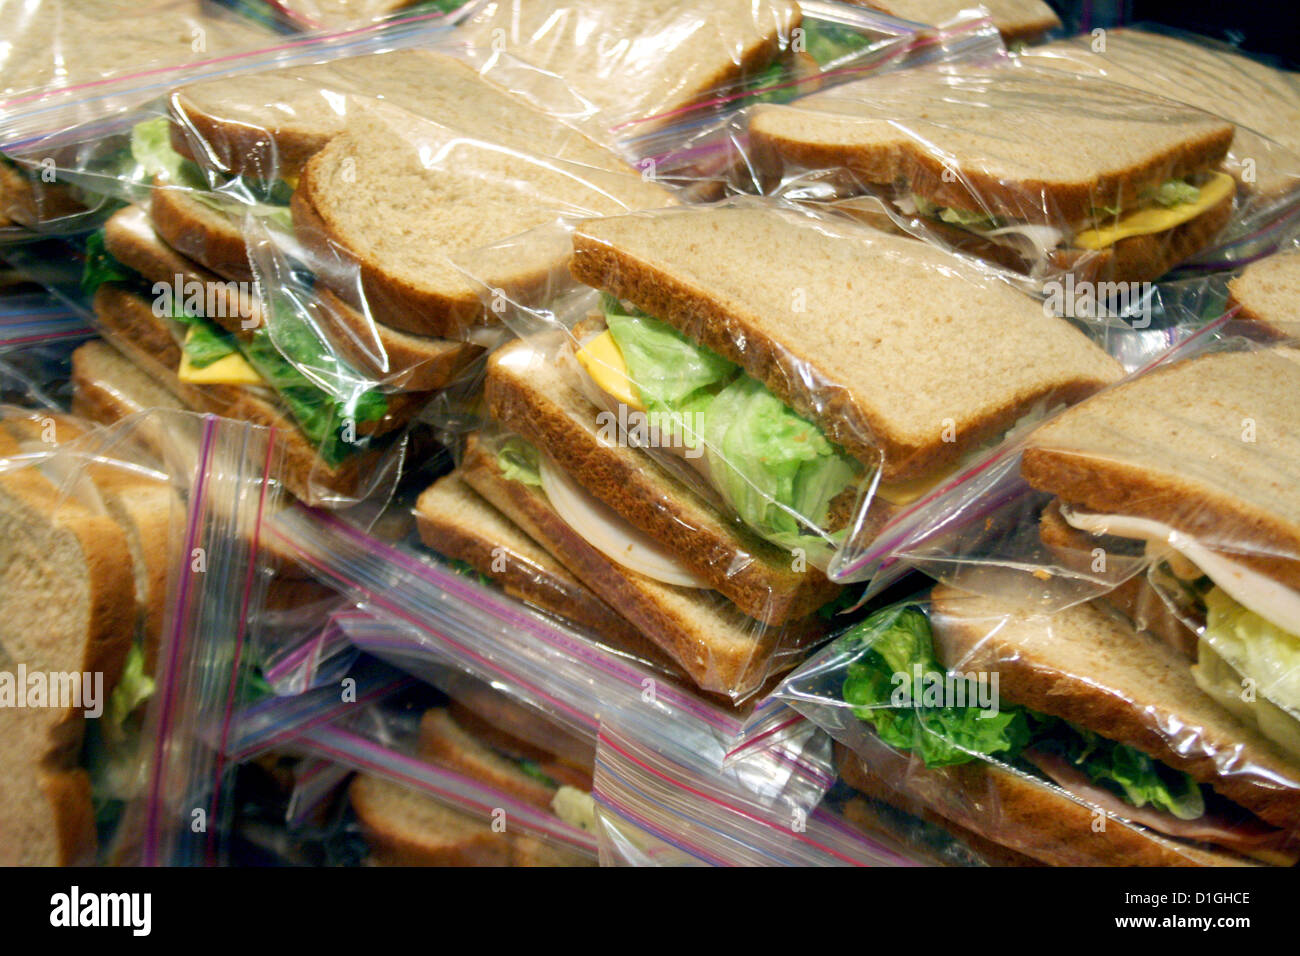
[897,171,1235,257]
[1061,505,1300,762]
[82,233,388,467]
[841,604,1297,863]
[496,435,707,589]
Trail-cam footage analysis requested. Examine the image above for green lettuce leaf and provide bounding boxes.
[601,297,859,550]
[911,193,1001,229]
[1202,585,1300,717]
[179,317,239,368]
[103,644,155,744]
[1143,178,1201,208]
[603,297,735,408]
[81,230,134,299]
[702,375,860,550]
[841,606,1033,768]
[840,605,1206,820]
[1038,723,1205,821]
[498,436,543,488]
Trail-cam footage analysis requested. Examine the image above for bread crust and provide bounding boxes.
[459,432,815,697]
[929,583,1300,830]
[1021,360,1300,593]
[835,742,1255,866]
[485,339,840,624]
[149,186,253,282]
[169,94,327,182]
[750,105,1234,226]
[414,474,659,659]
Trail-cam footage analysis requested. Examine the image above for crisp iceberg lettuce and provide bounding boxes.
[601,298,860,552]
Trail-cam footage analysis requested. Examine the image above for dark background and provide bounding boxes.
[1053,0,1300,69]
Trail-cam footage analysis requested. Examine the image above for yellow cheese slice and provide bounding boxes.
[1073,172,1235,251]
[574,330,644,411]
[176,328,262,386]
[875,465,959,507]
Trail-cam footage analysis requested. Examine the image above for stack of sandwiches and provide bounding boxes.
[0,408,171,864]
[83,48,674,504]
[414,203,1121,698]
[831,336,1300,865]
[748,61,1240,283]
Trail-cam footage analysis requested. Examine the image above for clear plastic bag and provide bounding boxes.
[1016,26,1300,270]
[743,48,1297,285]
[0,402,284,866]
[449,199,1124,693]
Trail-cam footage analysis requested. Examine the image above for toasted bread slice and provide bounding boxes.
[853,0,1059,43]
[930,584,1300,831]
[349,773,592,866]
[294,106,673,338]
[1021,348,1300,591]
[1228,249,1300,340]
[110,204,481,392]
[463,0,800,133]
[749,63,1235,225]
[572,206,1122,481]
[414,469,679,673]
[1023,29,1300,201]
[835,742,1256,866]
[485,336,841,624]
[459,431,819,698]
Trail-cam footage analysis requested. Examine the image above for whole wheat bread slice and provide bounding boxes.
[572,205,1123,481]
[1228,249,1300,341]
[416,709,558,810]
[295,105,673,338]
[414,469,680,674]
[348,773,592,867]
[1022,29,1300,201]
[929,583,1300,831]
[835,740,1256,866]
[485,335,841,624]
[852,0,1059,43]
[748,62,1235,225]
[111,203,482,392]
[0,446,137,865]
[459,431,819,698]
[148,187,253,282]
[1021,348,1300,591]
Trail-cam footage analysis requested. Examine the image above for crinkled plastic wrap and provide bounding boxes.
[0,0,274,235]
[743,52,1295,285]
[268,675,601,865]
[459,0,805,139]
[264,498,841,812]
[0,404,285,866]
[774,590,1300,867]
[455,199,1125,692]
[56,41,693,505]
[1017,26,1300,268]
[591,720,931,866]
